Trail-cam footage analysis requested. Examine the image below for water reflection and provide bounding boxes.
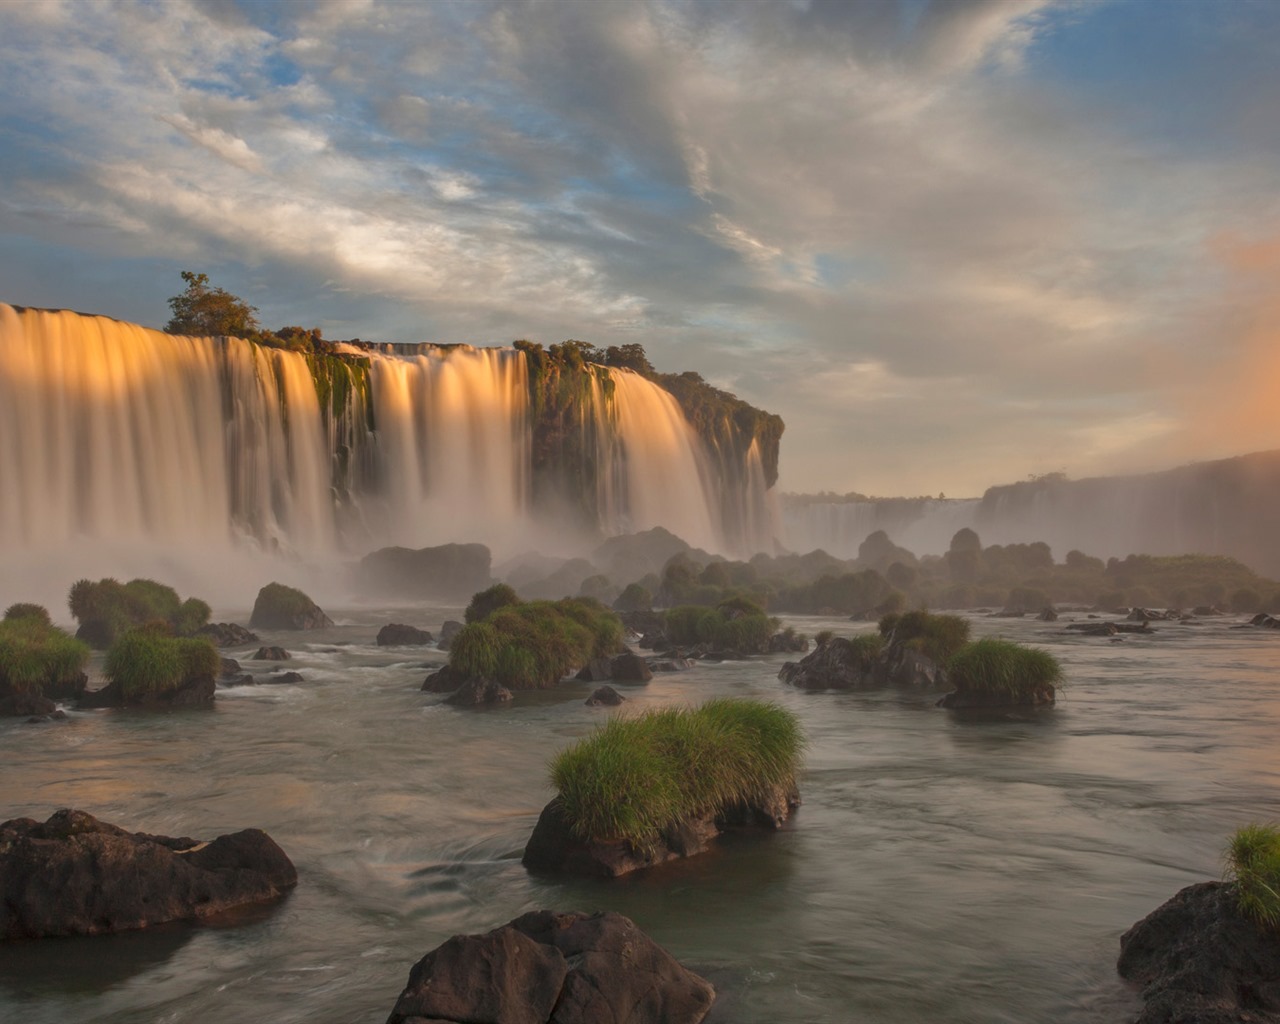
[0,925,194,997]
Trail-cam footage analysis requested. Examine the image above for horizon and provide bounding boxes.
[3,1,1279,496]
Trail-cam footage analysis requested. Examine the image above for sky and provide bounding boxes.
[2,0,1279,499]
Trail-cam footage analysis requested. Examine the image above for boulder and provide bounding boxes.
[199,622,259,647]
[0,692,58,717]
[376,623,434,647]
[385,909,714,1024]
[0,809,297,939]
[1117,880,1280,1024]
[1250,613,1280,630]
[77,675,216,710]
[444,678,513,706]
[1065,622,1118,636]
[252,646,290,661]
[1037,606,1059,621]
[610,652,653,683]
[652,658,694,672]
[422,663,467,692]
[219,657,242,678]
[220,674,256,687]
[768,630,810,653]
[575,657,613,682]
[271,671,305,684]
[778,636,877,690]
[248,583,333,631]
[585,685,625,707]
[523,784,799,879]
[356,542,491,600]
[438,619,464,650]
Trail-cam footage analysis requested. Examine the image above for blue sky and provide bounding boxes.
[2,0,1279,497]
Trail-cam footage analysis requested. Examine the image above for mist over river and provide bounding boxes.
[3,608,1279,1023]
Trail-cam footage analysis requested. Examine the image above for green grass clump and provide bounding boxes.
[105,628,219,698]
[1226,823,1280,929]
[4,602,51,625]
[0,616,91,696]
[879,610,971,663]
[464,583,521,624]
[68,577,211,646]
[663,602,777,654]
[449,596,624,689]
[549,698,804,850]
[946,637,1062,698]
[845,632,885,667]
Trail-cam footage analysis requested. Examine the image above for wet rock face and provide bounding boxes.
[1118,880,1280,1024]
[375,623,434,646]
[0,809,297,940]
[385,909,715,1024]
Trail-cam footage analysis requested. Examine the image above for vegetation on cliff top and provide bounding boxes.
[549,698,803,849]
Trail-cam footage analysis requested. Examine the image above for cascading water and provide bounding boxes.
[0,304,773,607]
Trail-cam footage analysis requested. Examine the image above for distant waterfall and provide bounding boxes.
[0,304,770,576]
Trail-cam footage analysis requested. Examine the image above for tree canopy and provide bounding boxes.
[164,271,261,338]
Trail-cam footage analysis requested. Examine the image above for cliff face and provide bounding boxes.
[975,451,1280,577]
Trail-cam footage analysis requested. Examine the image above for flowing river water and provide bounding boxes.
[3,608,1280,1023]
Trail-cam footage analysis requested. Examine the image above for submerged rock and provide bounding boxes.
[199,622,259,647]
[0,692,58,717]
[0,809,297,939]
[585,685,625,707]
[385,909,715,1024]
[444,677,513,706]
[1118,880,1280,1024]
[252,646,290,661]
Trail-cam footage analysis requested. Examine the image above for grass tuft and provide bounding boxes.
[549,699,804,850]
[946,637,1062,698]
[105,629,219,698]
[0,616,90,696]
[1226,823,1280,929]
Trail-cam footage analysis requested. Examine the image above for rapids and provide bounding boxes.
[3,610,1278,1023]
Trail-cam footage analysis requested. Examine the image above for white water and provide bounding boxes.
[0,304,770,608]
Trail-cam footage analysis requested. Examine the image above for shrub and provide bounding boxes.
[549,698,804,850]
[105,629,219,698]
[464,583,521,624]
[0,617,90,695]
[1226,823,1280,929]
[846,632,885,667]
[947,638,1062,699]
[68,577,210,646]
[4,602,51,625]
[814,630,834,646]
[879,610,970,663]
[613,583,653,613]
[663,604,777,654]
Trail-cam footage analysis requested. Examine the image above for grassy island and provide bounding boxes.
[69,577,211,647]
[0,604,90,697]
[549,699,803,850]
[104,627,220,699]
[1227,823,1280,928]
[946,637,1062,700]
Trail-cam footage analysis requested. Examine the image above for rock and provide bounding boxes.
[778,636,877,690]
[356,542,492,600]
[219,657,242,678]
[1065,622,1118,636]
[610,652,653,683]
[652,658,694,672]
[422,663,467,692]
[438,619,464,650]
[221,674,256,687]
[523,784,799,878]
[252,646,290,661]
[585,685,625,707]
[0,692,58,717]
[444,677,513,706]
[575,657,613,682]
[248,583,333,631]
[936,685,1055,709]
[1193,605,1225,617]
[376,623,434,646]
[40,672,87,702]
[385,909,714,1024]
[768,630,810,653]
[1118,880,1280,1024]
[0,809,297,939]
[77,675,216,710]
[272,671,304,684]
[198,622,259,647]
[1037,606,1059,621]
[882,646,946,689]
[1250,613,1280,629]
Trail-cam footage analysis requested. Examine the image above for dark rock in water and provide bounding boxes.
[1113,622,1155,634]
[1037,606,1059,621]
[199,622,259,647]
[39,672,87,702]
[252,646,290,661]
[1066,621,1118,636]
[523,784,799,879]
[376,623,434,646]
[0,808,297,939]
[768,630,810,653]
[77,675,216,710]
[385,909,715,1024]
[356,542,491,600]
[585,685,625,707]
[610,652,653,683]
[219,657,242,678]
[1118,880,1280,1024]
[221,674,256,687]
[937,685,1055,709]
[575,657,613,682]
[1250,613,1280,630]
[438,619,464,650]
[0,692,58,717]
[778,636,877,690]
[248,583,333,631]
[444,677,513,706]
[272,671,304,684]
[1193,605,1226,617]
[25,710,67,724]
[882,646,946,689]
[652,658,694,672]
[422,663,467,692]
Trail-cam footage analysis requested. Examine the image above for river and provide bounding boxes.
[3,608,1279,1023]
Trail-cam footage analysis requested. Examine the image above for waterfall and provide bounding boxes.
[0,304,770,607]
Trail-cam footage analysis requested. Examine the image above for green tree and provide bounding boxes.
[165,271,260,338]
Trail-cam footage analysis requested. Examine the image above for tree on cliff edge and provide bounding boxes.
[165,271,261,338]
